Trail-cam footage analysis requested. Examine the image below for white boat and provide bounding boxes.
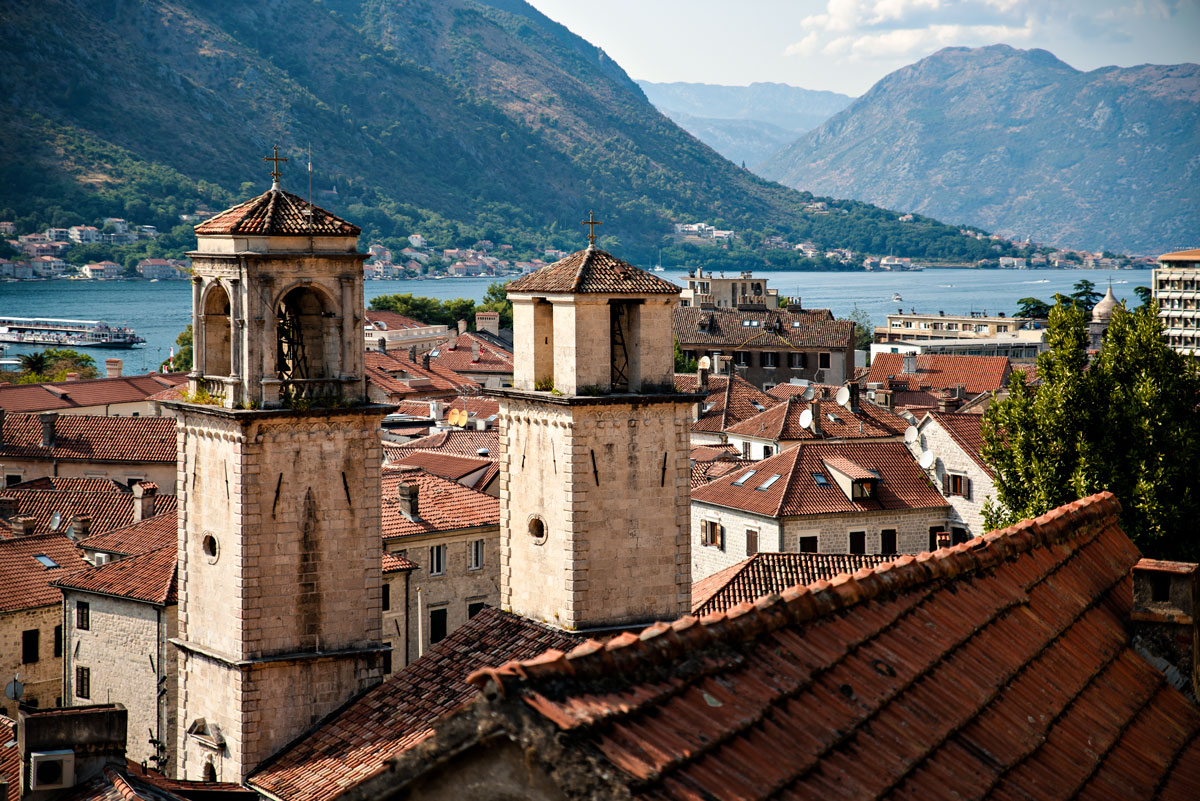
[892,293,903,302]
[0,317,146,348]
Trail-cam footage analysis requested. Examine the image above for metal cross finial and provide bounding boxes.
[581,210,602,246]
[264,145,288,186]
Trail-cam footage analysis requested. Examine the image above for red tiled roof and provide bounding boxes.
[117,760,251,798]
[0,413,176,463]
[0,373,186,413]
[689,443,739,461]
[924,411,993,478]
[1158,248,1200,262]
[365,310,441,331]
[765,381,843,401]
[726,393,909,441]
[193,187,360,236]
[0,488,176,538]
[246,607,580,801]
[53,545,177,605]
[455,492,1200,800]
[692,441,946,518]
[389,451,496,491]
[8,476,127,493]
[57,764,193,801]
[507,248,680,295]
[383,429,499,460]
[674,306,854,350]
[0,532,89,612]
[429,333,513,375]
[391,395,500,422]
[77,512,177,557]
[690,458,753,489]
[691,551,893,616]
[868,352,1012,394]
[365,350,479,399]
[381,467,499,540]
[822,453,878,480]
[673,373,780,433]
[382,551,417,573]
[0,715,16,801]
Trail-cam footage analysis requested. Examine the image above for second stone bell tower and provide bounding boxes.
[495,227,697,631]
[168,158,389,782]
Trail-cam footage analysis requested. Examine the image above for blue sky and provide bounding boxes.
[525,0,1200,95]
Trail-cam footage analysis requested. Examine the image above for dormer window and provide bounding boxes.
[852,480,875,500]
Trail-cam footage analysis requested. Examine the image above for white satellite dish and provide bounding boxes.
[918,450,935,470]
[802,386,815,401]
[798,409,813,430]
[904,426,919,444]
[49,511,62,531]
[698,356,711,370]
[835,386,851,407]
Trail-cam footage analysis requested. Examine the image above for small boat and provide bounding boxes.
[653,266,665,273]
[892,293,903,302]
[0,317,146,348]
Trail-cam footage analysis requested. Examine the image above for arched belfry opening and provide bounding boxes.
[202,283,232,377]
[275,286,334,382]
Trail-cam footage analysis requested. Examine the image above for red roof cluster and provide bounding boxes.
[53,545,177,606]
[391,395,500,422]
[383,429,499,461]
[0,412,176,463]
[428,333,513,375]
[924,410,993,477]
[690,458,753,489]
[0,373,186,413]
[726,392,909,441]
[194,187,360,236]
[446,493,1200,800]
[0,532,89,612]
[77,512,177,557]
[868,352,1012,395]
[692,441,946,518]
[365,350,478,400]
[674,373,779,433]
[387,451,497,492]
[691,551,892,616]
[380,467,499,540]
[0,487,176,538]
[0,716,15,801]
[246,606,580,801]
[675,305,855,350]
[507,248,680,295]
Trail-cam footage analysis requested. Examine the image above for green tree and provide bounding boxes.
[838,304,874,352]
[1015,297,1052,319]
[18,351,51,375]
[1134,285,1152,308]
[674,338,697,373]
[1070,279,1103,311]
[167,325,193,373]
[478,281,514,330]
[982,299,1200,560]
[42,348,98,379]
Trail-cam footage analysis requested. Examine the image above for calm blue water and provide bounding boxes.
[0,270,1149,368]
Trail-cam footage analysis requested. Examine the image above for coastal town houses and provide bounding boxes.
[674,304,856,390]
[864,352,1014,416]
[364,310,451,354]
[909,410,997,537]
[364,348,479,403]
[0,479,176,539]
[1153,247,1200,358]
[0,369,188,417]
[0,411,177,490]
[674,369,780,445]
[689,441,950,581]
[428,331,514,388]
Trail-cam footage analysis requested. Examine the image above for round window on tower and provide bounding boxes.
[528,515,548,546]
[201,532,220,564]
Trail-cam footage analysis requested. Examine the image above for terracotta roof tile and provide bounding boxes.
[726,393,909,441]
[193,187,360,236]
[0,413,176,463]
[924,411,993,478]
[381,467,499,540]
[454,493,1200,800]
[389,451,496,491]
[246,607,580,801]
[689,443,739,461]
[692,441,946,518]
[56,765,194,801]
[0,373,186,413]
[674,306,854,349]
[116,761,250,797]
[0,715,16,801]
[507,248,679,295]
[0,532,89,612]
[429,333,513,375]
[673,373,780,432]
[383,430,499,460]
[365,350,479,399]
[691,552,893,616]
[382,551,417,573]
[54,545,177,605]
[1158,248,1200,262]
[0,488,176,538]
[867,352,1012,395]
[77,512,177,557]
[690,458,753,489]
[8,476,127,492]
[390,395,500,422]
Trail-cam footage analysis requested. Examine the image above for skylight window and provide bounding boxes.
[430,350,440,357]
[732,470,757,487]
[751,402,765,411]
[34,554,59,569]
[755,474,782,491]
[792,321,802,327]
[812,473,829,486]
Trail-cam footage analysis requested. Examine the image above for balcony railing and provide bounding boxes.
[280,378,353,406]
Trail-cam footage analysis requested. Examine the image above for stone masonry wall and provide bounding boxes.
[781,506,951,555]
[909,418,996,536]
[691,503,782,581]
[0,604,62,713]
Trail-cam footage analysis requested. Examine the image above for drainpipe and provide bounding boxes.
[417,587,425,658]
[404,571,411,667]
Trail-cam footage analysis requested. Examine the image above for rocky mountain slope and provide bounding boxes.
[760,45,1200,254]
[638,81,852,166]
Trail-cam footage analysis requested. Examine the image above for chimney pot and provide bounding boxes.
[698,366,709,392]
[935,531,951,549]
[71,514,92,540]
[66,372,79,381]
[422,352,431,370]
[378,337,387,353]
[10,514,36,537]
[40,411,59,448]
[471,339,480,362]
[457,319,468,335]
[847,383,860,414]
[105,358,123,378]
[132,481,158,522]
[810,398,822,435]
[396,482,420,521]
[1131,558,1199,700]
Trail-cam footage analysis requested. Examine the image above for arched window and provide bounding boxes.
[276,286,332,381]
[203,760,217,782]
[202,283,232,377]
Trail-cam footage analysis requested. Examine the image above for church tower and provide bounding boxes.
[496,228,695,631]
[168,157,389,781]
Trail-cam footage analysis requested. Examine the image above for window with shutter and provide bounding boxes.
[746,530,758,556]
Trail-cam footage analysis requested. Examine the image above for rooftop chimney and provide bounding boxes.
[10,514,36,537]
[131,482,158,522]
[40,412,58,448]
[421,352,431,371]
[471,339,480,362]
[902,353,918,374]
[0,494,16,519]
[810,398,822,436]
[875,388,894,411]
[457,319,468,335]
[378,337,387,353]
[935,530,951,550]
[698,365,710,392]
[104,358,122,378]
[937,395,961,413]
[70,514,92,541]
[408,345,417,361]
[396,479,420,522]
[429,399,443,421]
[847,383,860,414]
[1131,558,1199,701]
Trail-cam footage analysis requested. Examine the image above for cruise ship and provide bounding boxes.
[0,317,145,348]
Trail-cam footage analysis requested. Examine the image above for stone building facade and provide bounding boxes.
[909,411,996,537]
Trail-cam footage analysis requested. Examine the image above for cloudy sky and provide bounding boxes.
[525,0,1200,96]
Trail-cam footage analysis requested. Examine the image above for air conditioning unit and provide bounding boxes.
[29,750,75,790]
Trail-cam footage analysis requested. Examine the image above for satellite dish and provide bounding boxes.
[698,356,711,370]
[451,409,464,427]
[918,450,935,470]
[802,386,814,401]
[49,511,62,531]
[4,678,23,702]
[904,426,919,444]
[835,386,851,407]
[798,409,813,430]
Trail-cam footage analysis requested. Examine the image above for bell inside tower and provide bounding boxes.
[610,301,633,392]
[275,286,332,382]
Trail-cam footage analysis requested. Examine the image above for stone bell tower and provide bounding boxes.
[167,157,389,782]
[495,228,696,631]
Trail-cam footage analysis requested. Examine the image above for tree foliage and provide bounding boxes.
[838,304,874,352]
[7,348,98,383]
[1015,297,1052,319]
[166,325,193,373]
[369,281,513,331]
[981,300,1200,560]
[674,338,698,374]
[1070,279,1103,312]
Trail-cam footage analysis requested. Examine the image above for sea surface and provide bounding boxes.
[0,269,1149,370]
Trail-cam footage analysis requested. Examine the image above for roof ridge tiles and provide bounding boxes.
[467,492,1123,693]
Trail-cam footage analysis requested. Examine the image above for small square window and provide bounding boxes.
[468,601,486,619]
[812,473,829,486]
[732,470,757,487]
[22,629,39,664]
[819,352,831,370]
[849,531,866,555]
[746,530,758,556]
[33,554,59,569]
[76,601,90,631]
[881,529,897,554]
[799,536,819,553]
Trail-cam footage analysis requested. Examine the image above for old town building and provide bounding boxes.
[1154,247,1200,358]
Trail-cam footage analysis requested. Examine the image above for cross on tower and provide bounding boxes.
[264,145,289,186]
[581,210,602,247]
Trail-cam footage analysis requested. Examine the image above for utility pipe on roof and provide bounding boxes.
[417,587,424,658]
